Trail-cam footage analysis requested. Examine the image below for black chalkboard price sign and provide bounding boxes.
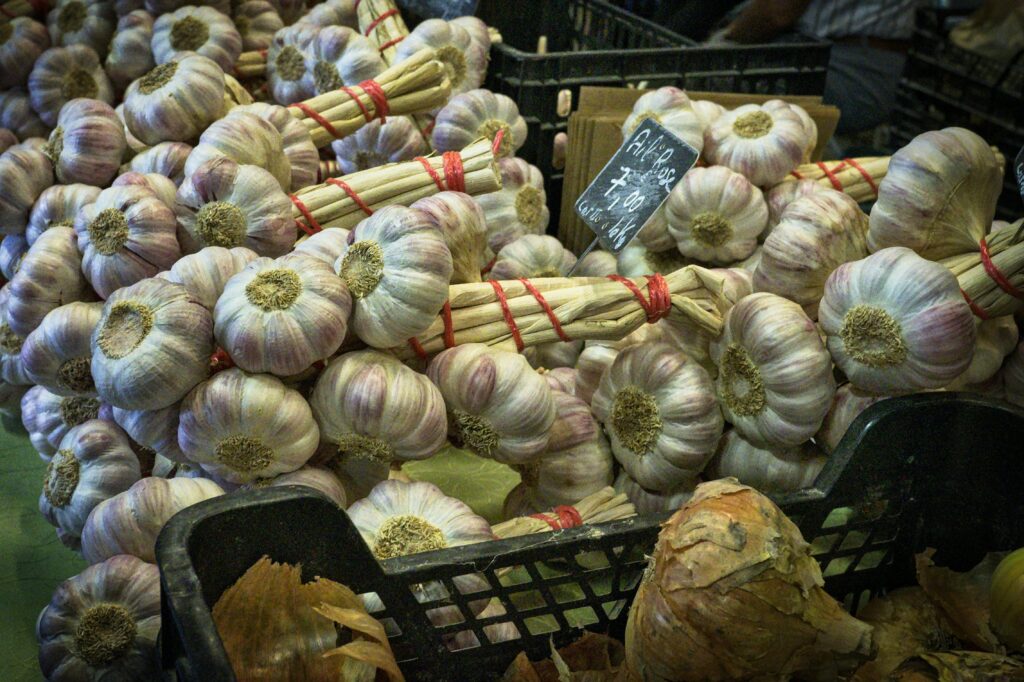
[573,117,700,256]
[1016,144,1024,205]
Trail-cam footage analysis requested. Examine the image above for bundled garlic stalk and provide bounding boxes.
[707,429,827,493]
[495,487,635,539]
[22,302,103,396]
[622,86,704,153]
[28,45,115,126]
[432,89,526,158]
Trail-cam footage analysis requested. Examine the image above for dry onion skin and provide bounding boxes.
[705,102,811,187]
[231,102,319,192]
[20,385,102,459]
[333,116,428,175]
[622,86,705,153]
[411,191,488,284]
[122,54,225,146]
[157,245,258,310]
[0,18,51,90]
[7,226,89,338]
[432,88,528,158]
[0,146,55,236]
[707,429,826,493]
[152,5,241,71]
[474,157,548,256]
[104,10,155,92]
[22,302,104,397]
[28,44,115,127]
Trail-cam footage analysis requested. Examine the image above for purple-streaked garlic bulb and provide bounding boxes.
[411,191,487,284]
[707,429,826,493]
[539,366,576,395]
[144,0,230,15]
[451,15,491,52]
[37,555,160,680]
[307,25,385,95]
[615,240,689,277]
[396,19,487,103]
[622,86,704,153]
[764,99,817,161]
[0,88,51,139]
[230,102,318,191]
[292,227,349,266]
[432,89,527,158]
[122,54,225,145]
[126,140,191,184]
[614,470,696,514]
[46,0,115,57]
[28,45,114,127]
[91,278,213,410]
[754,189,868,318]
[949,315,1019,389]
[7,227,89,337]
[819,247,976,394]
[1,18,50,89]
[115,102,147,156]
[763,178,825,235]
[296,0,356,28]
[332,116,428,174]
[428,343,557,464]
[665,165,768,265]
[0,146,54,235]
[22,302,104,396]
[711,292,834,448]
[45,98,126,186]
[635,207,675,253]
[152,5,241,71]
[488,234,576,280]
[0,287,30,385]
[336,205,452,348]
[705,103,811,186]
[523,341,582,371]
[234,1,284,51]
[265,22,319,104]
[815,383,888,453]
[574,326,666,406]
[575,249,617,276]
[80,476,224,563]
[75,184,180,298]
[112,402,185,462]
[178,368,319,483]
[183,110,291,191]
[176,158,294,256]
[104,10,155,91]
[475,157,548,255]
[157,245,258,310]
[112,170,177,206]
[0,234,27,281]
[691,99,726,129]
[21,385,103,458]
[239,466,347,507]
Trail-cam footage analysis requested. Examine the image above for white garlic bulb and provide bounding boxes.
[158,245,258,310]
[265,22,319,104]
[522,341,583,371]
[296,0,356,28]
[0,146,54,235]
[22,302,103,396]
[111,170,178,207]
[240,466,348,507]
[708,429,826,493]
[412,191,488,284]
[575,343,618,407]
[815,383,887,453]
[711,292,834,448]
[104,10,155,92]
[705,102,811,186]
[126,141,191,185]
[488,234,576,280]
[763,178,825,235]
[613,470,696,514]
[28,44,115,126]
[152,5,241,71]
[819,247,976,394]
[21,385,103,458]
[116,101,147,156]
[539,366,577,395]
[0,18,50,89]
[27,183,99,245]
[112,401,185,463]
[615,240,689,277]
[291,227,350,266]
[0,88,51,139]
[183,110,291,191]
[396,19,487,103]
[574,249,618,277]
[622,86,704,153]
[234,1,283,51]
[0,234,27,281]
[122,54,225,145]
[764,99,817,161]
[47,0,115,57]
[332,116,428,174]
[635,207,675,253]
[691,99,726,128]
[432,89,528,158]
[6,226,89,338]
[475,157,548,255]
[307,25,386,95]
[230,102,318,192]
[949,316,1019,389]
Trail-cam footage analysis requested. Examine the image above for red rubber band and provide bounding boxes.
[442,151,465,192]
[480,256,496,276]
[326,178,374,216]
[961,288,989,320]
[340,85,372,122]
[979,237,1023,300]
[441,301,455,348]
[844,157,878,197]
[363,8,397,36]
[608,274,671,323]
[408,336,428,361]
[289,194,322,235]
[415,156,445,191]
[359,79,389,122]
[491,128,506,156]
[519,278,570,342]
[489,280,523,351]
[817,161,845,192]
[288,102,343,140]
[378,35,405,52]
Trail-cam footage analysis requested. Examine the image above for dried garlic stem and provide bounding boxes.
[356,0,410,66]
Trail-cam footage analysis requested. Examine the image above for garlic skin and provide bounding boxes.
[0,382,29,418]
[104,10,155,92]
[80,477,225,564]
[616,240,690,277]
[112,170,177,207]
[705,103,811,186]
[152,5,241,71]
[123,54,225,145]
[234,1,284,51]
[158,245,258,310]
[333,116,428,175]
[475,157,548,255]
[708,429,826,493]
[47,0,115,57]
[116,101,147,156]
[29,45,115,127]
[240,466,348,507]
[37,555,161,681]
[336,205,452,349]
[178,368,319,483]
[948,315,1019,389]
[665,165,768,264]
[819,247,976,394]
[21,386,103,458]
[451,15,491,52]
[429,343,557,464]
[575,249,618,277]
[0,89,51,139]
[231,103,318,192]
[488,234,577,280]
[764,99,817,161]
[622,86,705,153]
[27,185,98,247]
[292,227,350,266]
[763,177,825,235]
[0,287,30,386]
[614,470,697,514]
[296,0,357,28]
[183,110,291,191]
[0,146,55,236]
[91,278,213,410]
[539,366,577,395]
[711,292,835,448]
[112,402,186,463]
[412,191,488,284]
[7,227,89,338]
[396,20,487,103]
[307,25,386,95]
[575,344,618,406]
[0,18,51,89]
[754,189,868,318]
[46,99,125,187]
[126,141,191,184]
[266,22,320,105]
[523,341,583,370]
[176,158,294,256]
[691,99,726,129]
[636,207,675,253]
[0,234,27,281]
[22,302,104,396]
[433,89,527,159]
[815,383,887,453]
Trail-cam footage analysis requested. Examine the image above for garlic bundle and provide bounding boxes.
[622,86,705,153]
[0,18,50,89]
[28,45,115,126]
[0,234,27,280]
[754,189,868,317]
[183,110,290,191]
[819,247,976,394]
[665,165,768,264]
[125,141,191,185]
[429,343,557,464]
[22,302,103,396]
[591,341,722,492]
[80,476,225,564]
[396,19,486,102]
[615,240,689,277]
[122,54,225,145]
[112,170,177,206]
[297,0,357,28]
[152,5,241,71]
[815,383,887,453]
[6,227,89,337]
[949,315,1019,389]
[488,234,576,280]
[46,98,126,187]
[47,0,115,57]
[240,466,348,507]
[233,1,283,51]
[764,99,817,160]
[178,368,319,483]
[336,204,452,348]
[708,429,826,493]
[37,555,161,681]
[691,99,726,128]
[231,102,318,191]
[868,127,1002,260]
[432,89,527,158]
[158,245,258,310]
[574,249,618,276]
[613,470,697,514]
[475,157,548,255]
[705,102,811,186]
[112,402,186,462]
[307,25,386,95]
[21,385,102,458]
[411,191,488,284]
[292,227,350,266]
[711,292,834,448]
[763,177,825,233]
[104,10,155,92]
[0,88,51,139]
[75,184,180,298]
[0,146,54,235]
[265,22,319,104]
[332,116,428,174]
[91,278,213,410]
[175,158,294,256]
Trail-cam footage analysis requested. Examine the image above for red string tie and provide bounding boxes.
[480,255,497,276]
[338,85,372,123]
[407,336,428,361]
[441,301,455,348]
[358,79,389,122]
[489,280,523,351]
[363,8,397,36]
[209,349,234,373]
[258,49,268,58]
[491,128,506,156]
[326,178,373,216]
[288,101,343,140]
[378,35,405,52]
[415,156,445,191]
[289,194,322,235]
[817,161,846,192]
[961,288,989,320]
[442,151,465,192]
[529,505,584,531]
[608,274,671,323]
[519,278,570,342]
[979,237,1022,301]
[789,169,805,180]
[843,157,878,197]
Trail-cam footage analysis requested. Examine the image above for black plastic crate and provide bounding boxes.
[157,392,1024,681]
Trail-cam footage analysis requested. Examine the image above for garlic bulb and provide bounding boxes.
[183,110,290,191]
[819,247,976,394]
[451,15,491,52]
[176,158,294,256]
[429,343,557,464]
[104,10,155,92]
[614,470,696,514]
[764,99,817,160]
[522,341,583,370]
[411,191,488,284]
[708,429,826,493]
[6,227,88,338]
[332,116,428,174]
[240,466,348,507]
[26,184,97,246]
[307,25,385,95]
[158,245,258,310]
[234,1,283,51]
[475,157,548,255]
[45,98,126,187]
[115,102,147,156]
[0,129,15,154]
[691,99,726,128]
[0,234,27,280]
[575,249,618,276]
[81,476,225,563]
[0,382,29,418]
[297,0,356,28]
[112,402,186,462]
[396,19,487,102]
[0,288,30,386]
[0,88,51,139]
[230,102,318,192]
[949,315,1019,389]
[665,165,768,264]
[122,54,225,145]
[539,366,577,395]
[635,207,675,252]
[37,555,160,680]
[754,189,868,317]
[705,102,811,186]
[126,140,191,184]
[291,227,350,266]
[615,240,689,277]
[29,45,114,126]
[91,278,213,410]
[575,344,618,406]
[112,170,177,206]
[0,146,54,235]
[144,0,229,15]
[152,5,241,71]
[336,204,452,349]
[815,383,887,453]
[178,368,319,483]
[622,86,704,153]
[47,0,115,57]
[22,302,103,396]
[21,385,103,458]
[711,292,834,448]
[432,89,527,158]
[763,177,825,234]
[868,128,1002,260]
[488,234,576,280]
[0,18,50,89]
[266,22,319,105]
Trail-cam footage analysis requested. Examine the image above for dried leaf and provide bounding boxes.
[916,549,1008,652]
[890,651,1024,681]
[500,633,623,682]
[501,652,543,682]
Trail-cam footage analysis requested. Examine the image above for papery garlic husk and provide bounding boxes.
[538,366,576,395]
[215,253,352,375]
[6,227,89,338]
[0,146,55,236]
[152,5,241,71]
[75,184,180,298]
[707,429,826,493]
[623,479,874,681]
[230,102,318,191]
[665,165,768,264]
[711,292,834,448]
[115,101,147,157]
[265,22,319,104]
[176,157,294,256]
[37,555,161,680]
[104,10,154,93]
[296,0,357,28]
[234,0,284,51]
[575,249,617,277]
[815,383,887,454]
[488,234,576,280]
[126,140,191,185]
[183,109,291,191]
[396,19,487,105]
[307,24,386,96]
[948,315,1019,389]
[764,99,817,161]
[691,99,726,128]
[241,466,348,507]
[428,343,556,464]
[91,277,213,410]
[1,18,50,89]
[21,385,103,458]
[868,127,1002,260]
[0,88,51,139]
[122,54,225,145]
[157,245,258,310]
[178,368,319,483]
[0,287,31,385]
[336,204,452,349]
[292,227,350,266]
[332,116,428,174]
[27,184,99,246]
[22,302,103,396]
[819,247,976,394]
[574,324,673,405]
[80,476,225,563]
[523,341,583,370]
[763,177,826,237]
[451,15,491,52]
[613,470,697,514]
[754,188,868,318]
[29,45,115,127]
[616,240,691,277]
[592,341,722,492]
[475,157,548,255]
[622,86,704,153]
[112,169,177,206]
[112,401,186,463]
[705,102,811,186]
[0,234,27,281]
[433,89,527,158]
[412,190,487,284]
